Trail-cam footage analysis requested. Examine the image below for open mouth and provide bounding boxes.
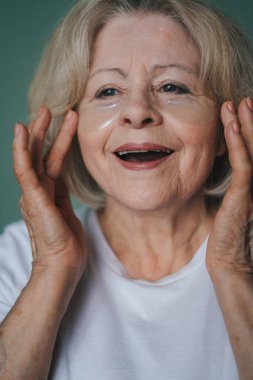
[115,149,173,163]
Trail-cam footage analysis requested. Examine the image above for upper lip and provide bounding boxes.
[113,143,173,153]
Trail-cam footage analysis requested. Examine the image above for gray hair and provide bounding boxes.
[28,0,253,209]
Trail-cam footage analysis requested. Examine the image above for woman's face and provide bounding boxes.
[77,13,219,211]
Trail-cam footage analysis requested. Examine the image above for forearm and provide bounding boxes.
[210,269,253,380]
[0,267,79,380]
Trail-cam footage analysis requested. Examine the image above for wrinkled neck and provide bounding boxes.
[97,194,214,281]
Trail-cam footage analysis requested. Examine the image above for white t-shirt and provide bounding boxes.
[0,208,239,380]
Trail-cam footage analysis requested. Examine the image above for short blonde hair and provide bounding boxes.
[29,0,253,209]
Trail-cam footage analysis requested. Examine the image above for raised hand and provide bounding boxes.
[206,97,253,275]
[13,107,87,280]
[206,97,253,380]
[0,107,87,380]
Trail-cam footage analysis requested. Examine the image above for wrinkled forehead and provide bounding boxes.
[90,12,200,77]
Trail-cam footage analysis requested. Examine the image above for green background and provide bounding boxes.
[0,0,253,232]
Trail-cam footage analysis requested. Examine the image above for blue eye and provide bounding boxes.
[96,88,118,98]
[160,83,190,94]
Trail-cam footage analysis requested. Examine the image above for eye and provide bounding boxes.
[160,83,191,95]
[95,88,118,98]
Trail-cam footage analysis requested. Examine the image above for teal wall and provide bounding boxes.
[0,0,253,232]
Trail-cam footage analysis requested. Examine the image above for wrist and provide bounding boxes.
[207,263,253,316]
[207,261,252,284]
[29,265,83,317]
[31,262,83,281]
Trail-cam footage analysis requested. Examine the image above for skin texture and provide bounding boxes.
[78,15,217,280]
[78,14,219,279]
[0,110,87,380]
[78,15,219,213]
[0,12,252,380]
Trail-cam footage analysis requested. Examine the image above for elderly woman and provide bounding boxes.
[0,0,253,379]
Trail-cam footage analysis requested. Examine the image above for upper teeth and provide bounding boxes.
[117,150,172,156]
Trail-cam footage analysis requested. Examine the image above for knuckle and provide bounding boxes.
[14,167,26,183]
[21,204,37,220]
[19,193,39,220]
[19,197,24,213]
[19,198,29,220]
[19,195,24,207]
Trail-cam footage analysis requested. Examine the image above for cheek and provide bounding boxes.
[78,99,120,133]
[165,98,218,153]
[181,123,218,167]
[162,96,218,132]
[165,102,219,189]
[77,118,115,191]
[77,127,105,164]
[178,125,218,194]
[77,105,115,153]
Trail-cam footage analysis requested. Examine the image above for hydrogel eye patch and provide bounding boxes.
[78,93,217,132]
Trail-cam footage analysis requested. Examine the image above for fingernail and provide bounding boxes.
[226,102,235,114]
[246,97,253,112]
[65,110,73,121]
[232,121,240,134]
[14,123,21,138]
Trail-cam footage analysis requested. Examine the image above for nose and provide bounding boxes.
[118,92,163,129]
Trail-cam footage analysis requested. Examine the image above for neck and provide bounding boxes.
[97,195,214,281]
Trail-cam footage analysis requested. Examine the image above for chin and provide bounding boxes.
[110,189,180,212]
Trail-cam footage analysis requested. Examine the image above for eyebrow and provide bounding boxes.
[88,67,127,80]
[151,63,198,76]
[88,63,198,80]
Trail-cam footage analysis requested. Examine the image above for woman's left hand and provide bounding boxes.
[206,97,253,380]
[206,97,253,276]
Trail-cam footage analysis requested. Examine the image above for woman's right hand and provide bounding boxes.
[0,108,86,380]
[13,107,87,281]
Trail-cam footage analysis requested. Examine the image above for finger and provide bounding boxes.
[222,105,251,192]
[44,110,78,179]
[237,97,253,161]
[55,178,74,217]
[55,178,85,247]
[13,123,41,192]
[55,179,79,235]
[27,119,35,133]
[220,101,238,128]
[28,106,52,177]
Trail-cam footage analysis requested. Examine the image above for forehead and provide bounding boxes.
[90,13,200,74]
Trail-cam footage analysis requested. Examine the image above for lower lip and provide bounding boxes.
[114,154,171,170]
